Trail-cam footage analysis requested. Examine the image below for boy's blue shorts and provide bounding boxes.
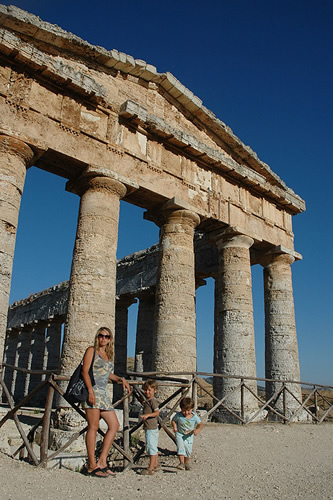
[145,428,159,456]
[175,432,194,457]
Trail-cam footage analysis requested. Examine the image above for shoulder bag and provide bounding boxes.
[64,350,96,404]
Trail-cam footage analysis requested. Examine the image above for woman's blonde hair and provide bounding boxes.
[94,326,114,360]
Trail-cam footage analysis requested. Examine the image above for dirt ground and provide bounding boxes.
[0,422,332,500]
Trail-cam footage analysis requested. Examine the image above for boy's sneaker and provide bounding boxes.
[176,463,185,470]
[185,464,191,471]
[140,468,155,475]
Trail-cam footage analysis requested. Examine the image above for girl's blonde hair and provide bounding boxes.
[94,326,114,360]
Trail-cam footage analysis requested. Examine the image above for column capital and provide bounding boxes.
[0,135,34,166]
[164,207,200,228]
[66,173,127,199]
[209,228,254,252]
[145,197,200,229]
[258,246,302,267]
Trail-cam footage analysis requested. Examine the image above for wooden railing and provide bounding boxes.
[0,364,332,468]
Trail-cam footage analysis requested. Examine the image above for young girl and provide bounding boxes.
[81,326,131,477]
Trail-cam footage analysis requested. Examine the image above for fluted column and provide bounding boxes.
[212,232,259,421]
[59,175,127,398]
[0,135,34,359]
[135,290,155,373]
[152,207,200,389]
[261,252,303,419]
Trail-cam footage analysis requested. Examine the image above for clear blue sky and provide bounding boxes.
[4,1,333,385]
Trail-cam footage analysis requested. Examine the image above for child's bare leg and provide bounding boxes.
[148,454,157,470]
[178,454,185,464]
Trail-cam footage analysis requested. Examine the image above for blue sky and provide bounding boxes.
[4,1,333,385]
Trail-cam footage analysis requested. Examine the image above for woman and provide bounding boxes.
[81,326,131,477]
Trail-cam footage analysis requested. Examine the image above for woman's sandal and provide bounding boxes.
[102,466,116,476]
[87,467,108,478]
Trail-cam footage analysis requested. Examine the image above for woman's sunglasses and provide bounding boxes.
[98,333,111,339]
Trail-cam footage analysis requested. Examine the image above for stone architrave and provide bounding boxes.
[260,251,304,420]
[0,135,34,358]
[212,232,259,422]
[59,175,127,406]
[152,204,200,399]
[135,290,155,373]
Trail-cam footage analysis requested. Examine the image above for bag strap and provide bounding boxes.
[90,349,96,368]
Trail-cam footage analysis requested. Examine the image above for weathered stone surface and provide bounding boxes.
[60,176,127,397]
[152,206,200,401]
[0,6,306,420]
[261,252,306,420]
[0,135,34,359]
[212,232,259,421]
[135,291,155,372]
[7,282,69,328]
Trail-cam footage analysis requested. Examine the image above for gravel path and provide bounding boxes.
[0,423,332,499]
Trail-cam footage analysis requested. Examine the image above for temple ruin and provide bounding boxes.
[0,6,306,420]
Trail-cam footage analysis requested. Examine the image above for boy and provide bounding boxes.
[172,397,203,471]
[140,379,160,475]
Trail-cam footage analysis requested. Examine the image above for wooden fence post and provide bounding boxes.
[40,379,54,465]
[283,384,287,424]
[241,378,245,423]
[192,376,198,411]
[123,389,130,467]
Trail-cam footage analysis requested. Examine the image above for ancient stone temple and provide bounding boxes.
[0,6,305,420]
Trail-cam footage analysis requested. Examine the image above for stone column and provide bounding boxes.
[212,232,259,422]
[135,290,155,373]
[2,329,18,402]
[261,252,304,420]
[44,321,62,372]
[0,135,34,359]
[113,295,136,402]
[59,175,127,404]
[152,206,200,400]
[14,328,32,403]
[28,323,47,406]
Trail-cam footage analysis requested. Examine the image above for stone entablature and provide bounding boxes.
[0,6,304,252]
[7,282,69,330]
[0,4,305,212]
